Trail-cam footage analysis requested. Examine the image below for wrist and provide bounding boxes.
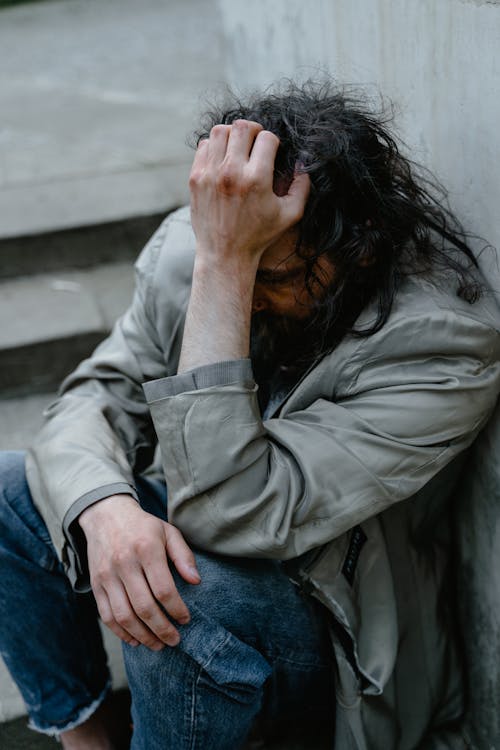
[192,253,258,307]
[78,493,137,533]
[194,247,259,278]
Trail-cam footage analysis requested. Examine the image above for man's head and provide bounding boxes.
[195,79,479,359]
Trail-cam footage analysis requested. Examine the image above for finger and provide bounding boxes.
[121,568,182,646]
[94,585,141,648]
[164,523,201,584]
[225,119,263,162]
[207,124,231,164]
[107,579,171,650]
[190,137,209,173]
[247,130,280,188]
[281,168,311,223]
[144,557,191,626]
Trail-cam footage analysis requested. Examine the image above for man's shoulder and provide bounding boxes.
[136,206,195,306]
[302,270,500,407]
[355,271,500,355]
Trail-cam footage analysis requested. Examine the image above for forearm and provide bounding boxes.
[178,255,257,373]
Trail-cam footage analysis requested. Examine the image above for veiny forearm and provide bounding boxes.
[177,254,258,373]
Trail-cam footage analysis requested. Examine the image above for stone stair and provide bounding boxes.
[0,215,161,743]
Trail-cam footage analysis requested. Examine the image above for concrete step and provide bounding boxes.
[0,212,164,280]
[0,392,129,725]
[0,261,135,397]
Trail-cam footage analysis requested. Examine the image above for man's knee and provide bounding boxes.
[123,553,277,707]
[171,552,284,641]
[124,607,272,707]
[0,450,58,569]
[0,450,27,489]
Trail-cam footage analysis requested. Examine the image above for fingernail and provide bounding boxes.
[188,565,201,580]
[129,639,140,647]
[178,613,190,625]
[167,633,181,647]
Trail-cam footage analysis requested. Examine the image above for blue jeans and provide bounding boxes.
[0,451,334,748]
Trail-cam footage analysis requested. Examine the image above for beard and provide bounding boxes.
[249,310,323,405]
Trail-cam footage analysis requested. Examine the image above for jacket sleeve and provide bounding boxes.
[25,219,170,589]
[143,310,500,559]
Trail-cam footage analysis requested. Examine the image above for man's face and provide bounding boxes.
[252,229,335,319]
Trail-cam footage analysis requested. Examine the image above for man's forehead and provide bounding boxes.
[258,229,301,271]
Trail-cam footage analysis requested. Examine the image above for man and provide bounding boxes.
[1,81,499,749]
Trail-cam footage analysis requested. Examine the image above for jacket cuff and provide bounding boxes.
[143,359,254,401]
[62,482,139,592]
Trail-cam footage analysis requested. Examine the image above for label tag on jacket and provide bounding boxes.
[342,525,367,586]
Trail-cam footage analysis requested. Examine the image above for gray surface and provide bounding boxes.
[0,392,55,450]
[0,717,58,749]
[0,212,165,280]
[0,261,135,395]
[218,0,500,271]
[0,0,224,236]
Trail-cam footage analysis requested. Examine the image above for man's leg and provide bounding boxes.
[0,451,111,742]
[125,479,334,750]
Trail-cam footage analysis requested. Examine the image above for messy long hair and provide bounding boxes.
[193,80,481,358]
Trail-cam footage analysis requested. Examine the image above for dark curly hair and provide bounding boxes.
[193,80,481,354]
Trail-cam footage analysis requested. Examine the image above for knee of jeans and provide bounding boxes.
[125,605,272,705]
[0,451,28,519]
[0,451,26,487]
[172,552,286,640]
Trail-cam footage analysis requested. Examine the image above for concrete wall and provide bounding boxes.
[216,1,500,747]
[218,0,500,293]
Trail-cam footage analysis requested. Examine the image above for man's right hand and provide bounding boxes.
[78,495,200,650]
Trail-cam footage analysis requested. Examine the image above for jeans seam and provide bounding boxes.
[189,662,203,750]
[189,632,233,750]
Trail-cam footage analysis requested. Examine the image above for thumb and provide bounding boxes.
[282,168,310,222]
[163,522,201,584]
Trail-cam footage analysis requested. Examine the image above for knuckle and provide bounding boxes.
[115,610,133,628]
[211,124,229,137]
[155,585,173,603]
[136,603,155,620]
[94,568,110,587]
[244,171,261,191]
[101,612,114,627]
[189,171,200,189]
[216,166,238,192]
[132,537,151,557]
[110,549,129,568]
[157,626,175,641]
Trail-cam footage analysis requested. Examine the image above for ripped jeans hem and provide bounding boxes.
[27,678,112,738]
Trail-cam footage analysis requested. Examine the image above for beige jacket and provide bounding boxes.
[26,207,500,749]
